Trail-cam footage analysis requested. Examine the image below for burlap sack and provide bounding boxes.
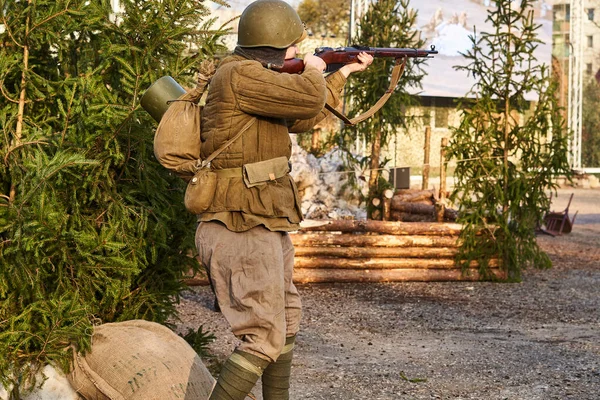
[68,320,215,400]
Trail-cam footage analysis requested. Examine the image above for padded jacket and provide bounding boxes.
[198,55,347,232]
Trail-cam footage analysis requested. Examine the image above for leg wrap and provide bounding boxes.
[262,336,295,400]
[210,350,270,400]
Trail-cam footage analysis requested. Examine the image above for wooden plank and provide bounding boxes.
[290,233,460,248]
[184,264,505,286]
[294,257,499,269]
[294,246,458,258]
[292,268,507,283]
[298,220,463,236]
[184,276,209,286]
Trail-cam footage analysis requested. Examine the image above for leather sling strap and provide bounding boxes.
[324,56,408,126]
[198,117,256,170]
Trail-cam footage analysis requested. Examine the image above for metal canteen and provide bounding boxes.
[140,76,186,123]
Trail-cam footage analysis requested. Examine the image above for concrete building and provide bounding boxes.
[552,0,600,82]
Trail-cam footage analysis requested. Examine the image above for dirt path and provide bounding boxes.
[175,188,600,400]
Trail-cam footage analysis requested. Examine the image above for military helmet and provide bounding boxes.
[237,0,307,49]
[140,76,186,123]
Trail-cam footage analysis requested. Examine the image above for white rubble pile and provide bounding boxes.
[290,137,367,221]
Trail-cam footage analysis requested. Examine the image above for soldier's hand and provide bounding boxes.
[303,54,326,72]
[340,52,374,77]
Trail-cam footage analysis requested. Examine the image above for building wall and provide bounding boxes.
[383,98,460,177]
[551,0,600,80]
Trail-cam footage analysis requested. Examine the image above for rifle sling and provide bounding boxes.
[324,56,407,126]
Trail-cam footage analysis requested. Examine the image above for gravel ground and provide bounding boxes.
[174,187,600,400]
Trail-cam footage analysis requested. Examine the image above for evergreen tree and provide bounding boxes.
[337,0,426,215]
[0,0,227,393]
[447,0,571,280]
[582,79,600,167]
[297,0,350,39]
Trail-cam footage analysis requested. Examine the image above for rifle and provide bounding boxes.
[274,45,437,125]
[276,45,438,74]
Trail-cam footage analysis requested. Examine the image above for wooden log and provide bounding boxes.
[290,233,460,248]
[394,189,435,196]
[437,137,448,223]
[294,257,499,269]
[185,267,507,285]
[382,196,391,221]
[410,199,438,206]
[422,126,431,190]
[394,191,434,204]
[390,206,458,222]
[444,208,458,221]
[184,276,210,286]
[298,220,464,236]
[372,197,381,207]
[371,209,382,220]
[183,267,210,286]
[383,189,394,199]
[391,201,436,215]
[294,246,458,258]
[293,268,507,283]
[390,211,434,222]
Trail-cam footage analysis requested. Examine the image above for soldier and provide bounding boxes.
[195,1,373,399]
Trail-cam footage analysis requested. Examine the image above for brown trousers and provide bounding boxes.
[195,221,302,362]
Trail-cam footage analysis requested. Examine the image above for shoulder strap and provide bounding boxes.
[325,57,408,126]
[199,117,256,169]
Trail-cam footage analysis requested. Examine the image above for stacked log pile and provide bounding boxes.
[290,219,505,283]
[376,189,458,223]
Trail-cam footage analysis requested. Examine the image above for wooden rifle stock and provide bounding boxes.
[275,45,437,74]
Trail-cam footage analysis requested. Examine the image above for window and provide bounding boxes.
[553,4,571,21]
[588,35,594,48]
[434,107,449,128]
[588,8,595,21]
[586,63,593,75]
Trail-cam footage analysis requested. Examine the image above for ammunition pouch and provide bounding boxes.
[242,156,291,188]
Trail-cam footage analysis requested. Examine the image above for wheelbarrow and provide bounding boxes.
[540,193,578,236]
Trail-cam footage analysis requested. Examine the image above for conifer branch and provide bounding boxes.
[0,80,20,103]
[60,83,77,146]
[15,0,32,146]
[17,159,99,214]
[3,140,49,164]
[30,7,71,33]
[0,14,24,48]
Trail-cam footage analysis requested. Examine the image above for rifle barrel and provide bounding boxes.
[316,46,438,58]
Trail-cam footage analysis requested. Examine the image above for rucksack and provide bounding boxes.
[144,60,216,181]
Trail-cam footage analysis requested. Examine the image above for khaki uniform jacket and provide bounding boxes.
[198,55,347,232]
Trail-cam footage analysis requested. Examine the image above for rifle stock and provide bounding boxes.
[276,45,437,74]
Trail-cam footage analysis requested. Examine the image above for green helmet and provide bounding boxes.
[237,0,307,49]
